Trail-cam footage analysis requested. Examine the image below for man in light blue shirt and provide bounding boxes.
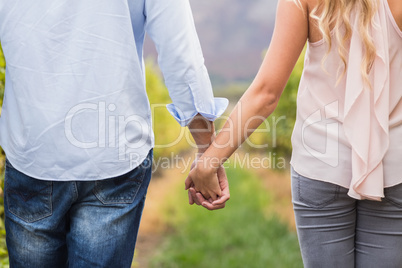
[0,0,229,266]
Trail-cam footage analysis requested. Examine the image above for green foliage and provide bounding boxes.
[0,45,8,267]
[244,49,305,159]
[0,44,5,159]
[0,46,4,107]
[150,166,302,268]
[145,61,192,160]
[0,44,5,163]
[0,172,7,268]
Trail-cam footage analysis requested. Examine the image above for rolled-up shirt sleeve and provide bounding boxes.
[144,0,228,126]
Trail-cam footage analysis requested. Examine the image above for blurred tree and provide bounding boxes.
[0,46,4,107]
[0,45,5,165]
[0,44,7,266]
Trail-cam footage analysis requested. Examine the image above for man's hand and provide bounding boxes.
[186,165,230,210]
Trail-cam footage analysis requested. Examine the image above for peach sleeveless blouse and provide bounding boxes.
[290,0,402,200]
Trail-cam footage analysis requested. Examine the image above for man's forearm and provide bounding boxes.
[188,114,216,153]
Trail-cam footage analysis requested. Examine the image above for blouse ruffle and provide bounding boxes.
[343,1,390,200]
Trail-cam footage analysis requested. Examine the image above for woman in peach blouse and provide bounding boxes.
[186,0,402,266]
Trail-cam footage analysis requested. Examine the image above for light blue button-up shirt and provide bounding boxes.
[0,0,228,180]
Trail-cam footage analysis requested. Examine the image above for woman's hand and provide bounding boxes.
[185,158,222,201]
[188,165,230,210]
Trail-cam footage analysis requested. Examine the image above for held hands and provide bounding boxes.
[186,115,229,210]
[185,159,230,210]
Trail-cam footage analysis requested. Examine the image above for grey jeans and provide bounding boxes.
[291,168,402,268]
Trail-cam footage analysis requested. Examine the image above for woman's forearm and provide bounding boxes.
[199,82,280,171]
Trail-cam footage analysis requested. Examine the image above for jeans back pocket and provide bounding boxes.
[292,168,340,208]
[93,155,151,205]
[5,164,53,223]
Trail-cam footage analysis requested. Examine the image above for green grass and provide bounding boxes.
[0,166,8,268]
[150,167,302,268]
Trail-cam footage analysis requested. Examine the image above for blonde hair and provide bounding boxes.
[295,0,380,85]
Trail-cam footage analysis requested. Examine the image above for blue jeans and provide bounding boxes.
[4,150,153,268]
[291,167,402,268]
